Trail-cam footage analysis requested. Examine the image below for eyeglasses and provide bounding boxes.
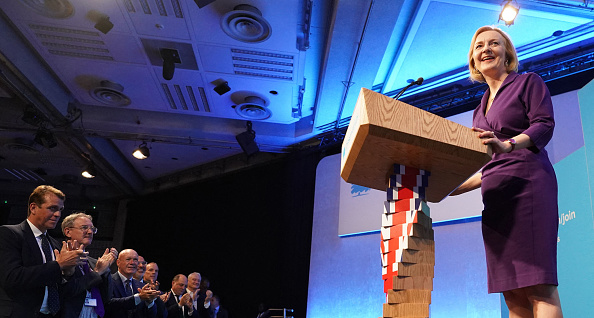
[70,225,98,234]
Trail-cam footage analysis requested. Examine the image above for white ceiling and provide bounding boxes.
[0,0,592,199]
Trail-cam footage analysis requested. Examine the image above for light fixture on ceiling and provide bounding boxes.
[499,0,520,26]
[221,4,272,43]
[94,16,114,34]
[81,163,96,179]
[214,81,231,95]
[160,48,181,80]
[132,142,150,160]
[34,129,58,149]
[194,0,217,8]
[81,153,96,178]
[236,121,259,157]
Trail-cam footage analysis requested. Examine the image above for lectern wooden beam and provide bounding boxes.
[341,88,491,318]
[341,88,491,203]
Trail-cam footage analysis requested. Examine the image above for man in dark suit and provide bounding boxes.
[59,212,118,318]
[186,272,213,317]
[207,295,228,318]
[162,274,194,318]
[105,249,162,318]
[133,256,147,284]
[0,185,84,318]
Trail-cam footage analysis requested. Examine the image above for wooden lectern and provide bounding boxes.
[341,88,491,318]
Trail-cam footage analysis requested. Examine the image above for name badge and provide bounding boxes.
[84,298,98,307]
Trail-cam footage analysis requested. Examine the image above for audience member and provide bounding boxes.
[143,262,160,290]
[134,256,147,283]
[186,272,213,317]
[105,249,161,318]
[162,274,194,317]
[60,212,118,318]
[0,185,84,318]
[208,295,228,318]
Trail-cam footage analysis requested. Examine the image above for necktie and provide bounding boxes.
[82,262,105,317]
[125,279,133,297]
[40,234,60,315]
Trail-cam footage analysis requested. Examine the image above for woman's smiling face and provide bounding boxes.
[473,30,508,79]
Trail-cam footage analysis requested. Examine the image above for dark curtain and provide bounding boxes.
[125,149,327,318]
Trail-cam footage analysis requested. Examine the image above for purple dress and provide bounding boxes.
[472,71,558,293]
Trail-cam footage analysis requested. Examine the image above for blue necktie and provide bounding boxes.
[41,234,60,315]
[82,262,105,317]
[125,279,133,297]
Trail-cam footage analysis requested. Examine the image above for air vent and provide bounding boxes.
[230,49,294,81]
[30,24,114,61]
[234,96,271,120]
[221,4,271,43]
[20,0,74,19]
[90,80,131,106]
[124,0,184,18]
[161,84,210,112]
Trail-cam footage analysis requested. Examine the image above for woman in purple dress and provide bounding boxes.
[452,26,563,317]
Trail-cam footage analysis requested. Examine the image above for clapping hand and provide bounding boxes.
[94,248,118,274]
[180,293,193,308]
[55,240,86,271]
[138,283,161,302]
[160,291,171,303]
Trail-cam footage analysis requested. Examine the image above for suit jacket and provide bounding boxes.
[0,220,63,318]
[59,256,112,318]
[164,291,195,318]
[104,273,157,318]
[209,306,228,318]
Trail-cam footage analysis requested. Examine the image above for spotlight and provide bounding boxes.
[94,16,114,34]
[21,109,43,126]
[82,164,96,179]
[499,0,519,26]
[213,81,231,95]
[133,142,150,160]
[235,121,259,157]
[194,0,217,8]
[160,48,181,80]
[34,129,57,149]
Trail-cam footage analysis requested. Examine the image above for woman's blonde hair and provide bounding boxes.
[468,26,519,82]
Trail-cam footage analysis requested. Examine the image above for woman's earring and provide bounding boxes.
[505,60,509,66]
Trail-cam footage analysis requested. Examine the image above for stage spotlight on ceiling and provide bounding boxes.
[499,0,519,26]
[133,142,150,160]
[235,121,259,157]
[214,81,231,95]
[194,0,217,8]
[21,108,43,126]
[94,16,114,34]
[160,48,181,80]
[81,163,96,179]
[34,129,57,149]
[87,10,114,34]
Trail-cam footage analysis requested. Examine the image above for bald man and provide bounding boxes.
[105,249,161,318]
[162,274,194,317]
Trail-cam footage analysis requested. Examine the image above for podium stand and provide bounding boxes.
[341,88,491,317]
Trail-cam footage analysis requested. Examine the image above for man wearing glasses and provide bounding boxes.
[60,212,118,318]
[0,185,85,318]
[134,256,147,284]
